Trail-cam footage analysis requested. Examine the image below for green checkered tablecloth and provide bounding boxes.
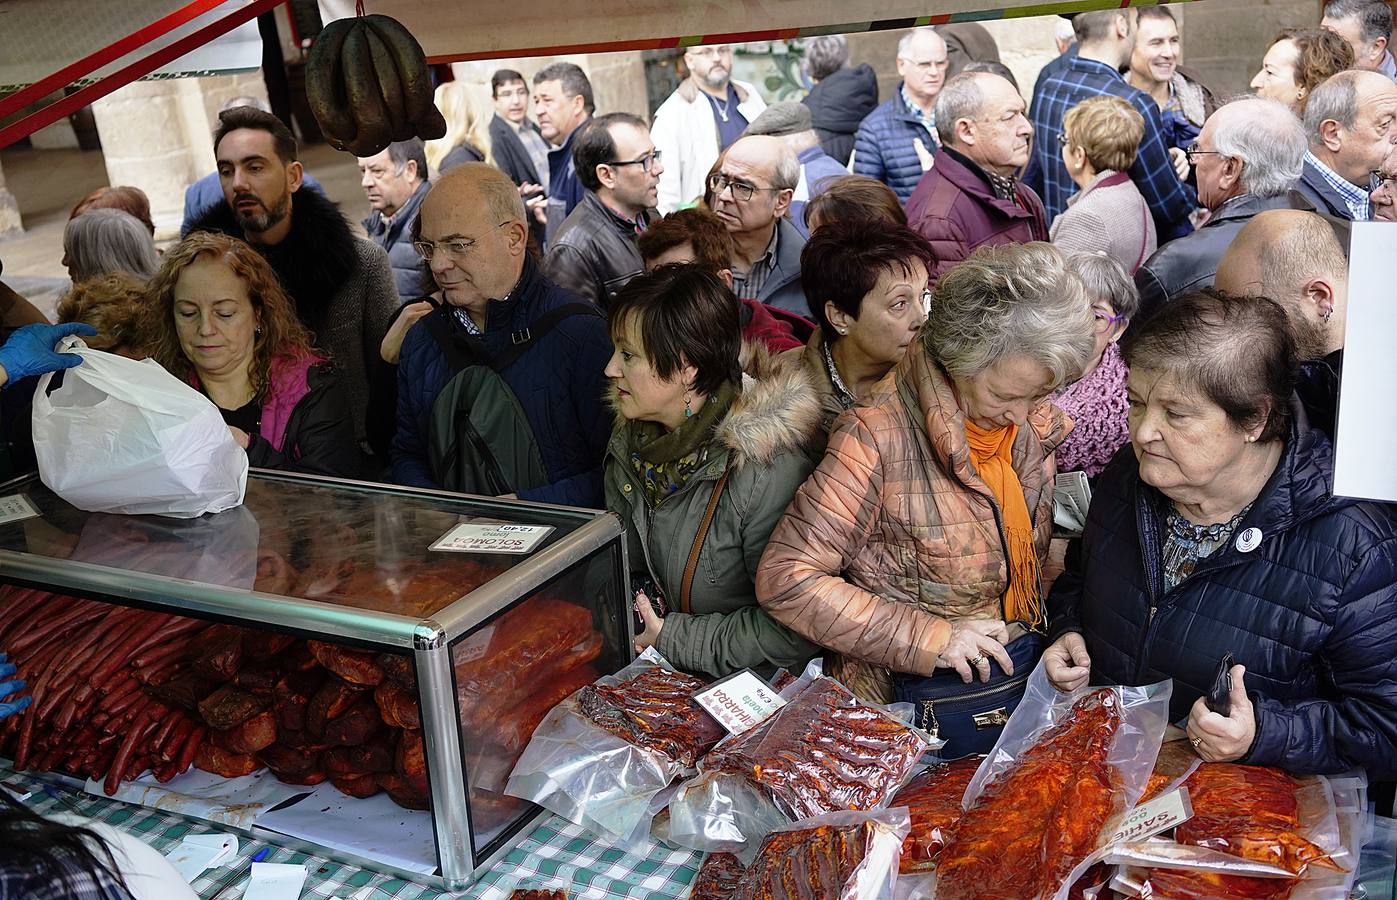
[3,768,701,899]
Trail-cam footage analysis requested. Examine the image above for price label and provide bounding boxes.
[458,625,496,663]
[430,522,554,555]
[694,670,786,735]
[0,494,39,526]
[1107,787,1193,845]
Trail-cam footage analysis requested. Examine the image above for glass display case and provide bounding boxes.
[0,470,632,891]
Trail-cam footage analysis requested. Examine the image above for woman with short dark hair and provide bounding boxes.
[1046,289,1397,776]
[789,220,935,442]
[604,265,820,679]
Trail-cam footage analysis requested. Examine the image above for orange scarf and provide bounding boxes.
[964,420,1043,628]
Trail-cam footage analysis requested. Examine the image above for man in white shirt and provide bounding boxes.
[651,44,767,213]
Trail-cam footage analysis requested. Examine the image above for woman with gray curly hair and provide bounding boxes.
[757,242,1094,757]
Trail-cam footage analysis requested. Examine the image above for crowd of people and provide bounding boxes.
[4,3,1397,890]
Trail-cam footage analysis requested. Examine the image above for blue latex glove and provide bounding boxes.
[0,653,30,719]
[0,322,98,386]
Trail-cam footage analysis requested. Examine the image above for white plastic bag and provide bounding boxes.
[32,339,247,518]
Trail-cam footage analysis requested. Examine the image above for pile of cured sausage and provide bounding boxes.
[0,584,602,818]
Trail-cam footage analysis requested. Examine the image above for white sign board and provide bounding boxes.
[429,522,553,554]
[694,670,786,735]
[1334,223,1397,501]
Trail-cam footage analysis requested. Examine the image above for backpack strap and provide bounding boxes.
[425,302,601,373]
[492,302,603,371]
[679,463,733,614]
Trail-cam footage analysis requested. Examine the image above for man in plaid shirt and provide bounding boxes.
[1024,9,1197,242]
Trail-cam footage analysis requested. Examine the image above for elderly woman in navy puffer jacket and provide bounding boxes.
[1046,289,1397,778]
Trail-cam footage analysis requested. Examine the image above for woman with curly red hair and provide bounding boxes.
[144,232,362,477]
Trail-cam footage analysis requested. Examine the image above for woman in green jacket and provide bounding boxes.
[604,265,821,679]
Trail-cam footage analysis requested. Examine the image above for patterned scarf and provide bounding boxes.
[627,381,738,508]
[965,420,1043,628]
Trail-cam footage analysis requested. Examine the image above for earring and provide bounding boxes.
[837,327,848,335]
[684,394,693,418]
[255,325,263,336]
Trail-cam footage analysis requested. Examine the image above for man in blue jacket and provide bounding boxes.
[390,163,612,507]
[852,27,948,203]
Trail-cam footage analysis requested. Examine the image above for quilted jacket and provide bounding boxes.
[1048,410,1397,777]
[756,342,1069,702]
[906,147,1049,285]
[605,346,821,680]
[852,86,938,203]
[389,255,612,507]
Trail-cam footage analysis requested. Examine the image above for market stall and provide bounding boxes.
[0,470,631,892]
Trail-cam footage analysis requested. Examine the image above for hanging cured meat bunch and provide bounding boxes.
[936,688,1126,900]
[304,12,447,157]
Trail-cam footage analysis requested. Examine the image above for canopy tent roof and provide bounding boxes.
[0,0,1191,149]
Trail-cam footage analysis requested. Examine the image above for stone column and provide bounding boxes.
[0,160,22,237]
[90,73,267,241]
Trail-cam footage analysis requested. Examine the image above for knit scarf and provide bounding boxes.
[964,420,1043,628]
[627,381,738,507]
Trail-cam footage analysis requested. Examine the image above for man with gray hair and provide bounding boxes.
[1215,209,1350,435]
[1132,97,1313,328]
[709,135,809,316]
[181,96,325,235]
[744,101,847,237]
[651,44,767,213]
[1294,69,1397,221]
[853,27,949,203]
[1322,0,1397,80]
[906,72,1045,285]
[801,34,877,166]
[358,139,431,302]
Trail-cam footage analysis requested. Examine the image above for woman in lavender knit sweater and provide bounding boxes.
[1055,253,1138,478]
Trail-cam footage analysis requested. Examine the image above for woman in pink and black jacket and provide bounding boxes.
[144,232,363,478]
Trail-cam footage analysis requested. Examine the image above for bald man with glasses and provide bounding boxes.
[710,135,810,318]
[391,163,612,505]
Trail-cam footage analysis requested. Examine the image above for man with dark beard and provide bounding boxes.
[190,107,397,451]
[1215,209,1349,436]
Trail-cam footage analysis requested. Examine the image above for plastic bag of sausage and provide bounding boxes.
[504,648,726,841]
[931,658,1171,900]
[667,661,935,859]
[1104,769,1365,900]
[690,807,912,900]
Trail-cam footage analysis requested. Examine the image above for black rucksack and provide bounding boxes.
[424,303,601,496]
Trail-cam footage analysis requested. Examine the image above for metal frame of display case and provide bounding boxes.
[0,469,634,891]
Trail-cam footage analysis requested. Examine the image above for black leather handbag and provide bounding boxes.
[889,633,1044,759]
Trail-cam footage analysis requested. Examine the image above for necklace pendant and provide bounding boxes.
[717,108,729,122]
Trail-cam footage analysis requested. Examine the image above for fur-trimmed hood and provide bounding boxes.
[608,341,821,468]
[188,186,361,331]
